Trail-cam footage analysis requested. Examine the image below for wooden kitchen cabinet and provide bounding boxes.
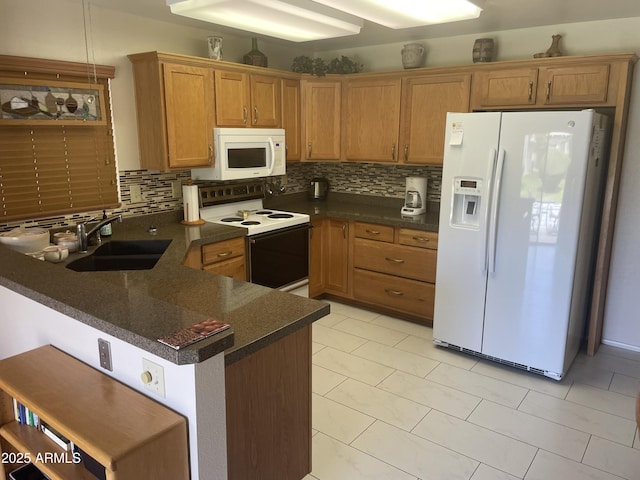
[399,73,471,165]
[308,218,325,297]
[129,54,215,170]
[0,346,189,480]
[324,218,350,295]
[214,71,281,127]
[281,78,302,161]
[183,237,246,281]
[343,77,402,162]
[352,222,438,325]
[302,79,342,161]
[225,324,311,480]
[471,62,613,109]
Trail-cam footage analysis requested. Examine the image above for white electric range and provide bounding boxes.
[197,181,310,290]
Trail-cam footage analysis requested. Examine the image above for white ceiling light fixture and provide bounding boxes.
[167,0,363,42]
[311,0,484,29]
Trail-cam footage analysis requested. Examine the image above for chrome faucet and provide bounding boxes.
[77,214,122,253]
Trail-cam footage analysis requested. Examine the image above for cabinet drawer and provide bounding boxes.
[203,256,246,280]
[398,229,438,250]
[202,237,245,265]
[354,222,394,242]
[354,268,434,319]
[354,238,436,282]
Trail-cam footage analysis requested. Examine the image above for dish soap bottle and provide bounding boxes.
[100,210,112,237]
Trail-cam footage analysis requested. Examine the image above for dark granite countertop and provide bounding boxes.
[266,192,440,231]
[0,211,329,366]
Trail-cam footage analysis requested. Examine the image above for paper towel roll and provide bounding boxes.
[182,185,203,224]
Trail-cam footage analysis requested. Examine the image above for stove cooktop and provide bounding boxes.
[200,199,310,235]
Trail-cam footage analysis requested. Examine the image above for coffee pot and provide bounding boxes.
[401,176,427,216]
[309,177,329,200]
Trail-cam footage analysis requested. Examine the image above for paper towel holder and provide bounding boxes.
[181,181,206,225]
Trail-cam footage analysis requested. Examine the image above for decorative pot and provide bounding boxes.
[401,43,425,69]
[208,36,222,60]
[472,38,495,63]
[243,37,268,67]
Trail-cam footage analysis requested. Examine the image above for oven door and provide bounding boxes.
[247,223,310,290]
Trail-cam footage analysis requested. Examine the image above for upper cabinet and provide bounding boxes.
[399,73,471,165]
[129,54,215,170]
[214,71,281,127]
[471,60,615,110]
[343,77,402,162]
[302,78,342,161]
[281,78,302,161]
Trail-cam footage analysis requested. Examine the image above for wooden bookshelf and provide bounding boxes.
[0,345,188,480]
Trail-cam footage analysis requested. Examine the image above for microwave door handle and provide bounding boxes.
[267,138,275,175]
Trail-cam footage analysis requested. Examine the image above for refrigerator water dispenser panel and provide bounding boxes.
[451,177,482,229]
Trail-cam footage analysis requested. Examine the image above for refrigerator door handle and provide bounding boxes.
[488,149,506,274]
[482,148,497,273]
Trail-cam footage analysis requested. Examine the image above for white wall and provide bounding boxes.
[1,0,311,171]
[317,18,640,350]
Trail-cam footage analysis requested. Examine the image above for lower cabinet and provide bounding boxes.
[0,346,189,480]
[310,219,437,325]
[183,237,246,281]
[225,325,311,480]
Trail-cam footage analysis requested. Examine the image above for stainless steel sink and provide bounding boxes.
[66,240,172,272]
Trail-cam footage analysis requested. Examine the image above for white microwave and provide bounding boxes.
[191,128,286,181]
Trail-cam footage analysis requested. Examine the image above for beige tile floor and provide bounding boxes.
[293,290,640,480]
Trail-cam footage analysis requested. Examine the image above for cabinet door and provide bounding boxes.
[308,218,324,297]
[163,63,215,168]
[214,70,251,126]
[344,78,401,162]
[324,219,349,294]
[400,74,470,165]
[538,64,610,105]
[303,80,341,160]
[281,78,301,161]
[250,74,281,127]
[471,68,539,109]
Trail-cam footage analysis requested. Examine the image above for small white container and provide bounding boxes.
[43,245,69,263]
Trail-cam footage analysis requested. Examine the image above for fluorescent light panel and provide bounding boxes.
[311,0,484,29]
[167,0,363,42]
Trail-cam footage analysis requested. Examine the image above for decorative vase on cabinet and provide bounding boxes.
[243,37,268,67]
[401,43,425,69]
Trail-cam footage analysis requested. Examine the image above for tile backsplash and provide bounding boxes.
[282,162,442,201]
[0,163,441,232]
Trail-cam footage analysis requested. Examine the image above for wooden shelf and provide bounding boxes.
[0,345,189,480]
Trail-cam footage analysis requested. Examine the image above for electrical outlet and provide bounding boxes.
[130,184,143,203]
[141,358,165,398]
[171,180,182,199]
[98,338,112,371]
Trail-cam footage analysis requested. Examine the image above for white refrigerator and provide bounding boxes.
[433,110,609,380]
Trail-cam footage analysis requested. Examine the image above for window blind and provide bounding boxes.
[0,125,118,221]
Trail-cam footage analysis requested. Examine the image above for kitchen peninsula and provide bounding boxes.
[0,211,329,480]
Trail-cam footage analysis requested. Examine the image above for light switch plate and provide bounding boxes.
[98,338,112,371]
[142,358,166,398]
[130,184,143,203]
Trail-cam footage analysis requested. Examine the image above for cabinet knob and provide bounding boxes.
[243,105,248,124]
[141,371,153,384]
[528,81,534,101]
[253,106,259,124]
[365,229,381,235]
[412,236,429,243]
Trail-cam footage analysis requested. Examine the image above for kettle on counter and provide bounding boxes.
[309,177,329,200]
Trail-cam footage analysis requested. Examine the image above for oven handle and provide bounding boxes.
[248,223,312,244]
